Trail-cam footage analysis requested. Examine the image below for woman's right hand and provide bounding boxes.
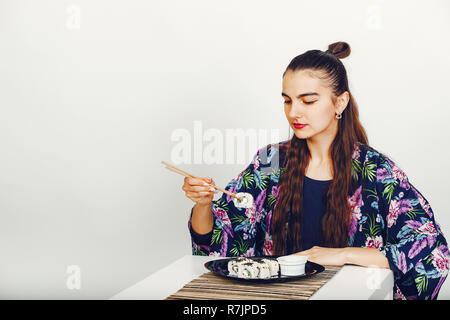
[182,176,216,206]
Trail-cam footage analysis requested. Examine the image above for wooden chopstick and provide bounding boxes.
[161,161,242,201]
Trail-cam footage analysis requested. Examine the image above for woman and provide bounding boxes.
[182,41,449,299]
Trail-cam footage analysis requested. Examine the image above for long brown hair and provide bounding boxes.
[271,41,369,255]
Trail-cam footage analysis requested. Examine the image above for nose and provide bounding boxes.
[286,100,306,119]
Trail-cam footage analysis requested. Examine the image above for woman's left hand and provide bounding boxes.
[293,246,347,266]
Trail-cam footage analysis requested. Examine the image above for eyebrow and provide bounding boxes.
[281,92,319,99]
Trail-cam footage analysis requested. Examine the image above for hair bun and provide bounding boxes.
[326,41,351,59]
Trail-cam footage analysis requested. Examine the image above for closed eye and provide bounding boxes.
[283,101,315,104]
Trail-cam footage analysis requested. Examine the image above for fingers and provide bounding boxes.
[184,176,214,186]
[294,249,310,255]
[184,177,200,186]
[182,176,217,205]
[293,253,309,258]
[203,176,213,184]
[182,184,214,192]
[294,246,320,255]
[186,191,214,197]
[183,176,216,192]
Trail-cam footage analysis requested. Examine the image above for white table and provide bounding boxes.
[110,255,394,300]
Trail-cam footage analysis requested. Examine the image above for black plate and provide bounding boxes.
[204,255,325,283]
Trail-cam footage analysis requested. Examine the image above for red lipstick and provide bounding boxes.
[293,123,307,129]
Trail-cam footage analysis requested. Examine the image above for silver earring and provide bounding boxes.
[336,113,342,119]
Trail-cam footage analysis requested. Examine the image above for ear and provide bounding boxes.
[335,91,350,114]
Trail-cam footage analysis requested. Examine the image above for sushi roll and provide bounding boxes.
[233,192,254,209]
[228,257,278,279]
[254,262,271,279]
[227,260,244,276]
[237,262,259,279]
[227,260,239,276]
[261,258,280,277]
[227,257,251,277]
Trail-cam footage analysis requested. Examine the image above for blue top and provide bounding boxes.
[190,175,331,253]
[286,175,331,253]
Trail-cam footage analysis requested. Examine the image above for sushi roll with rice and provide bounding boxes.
[227,260,239,276]
[233,192,254,209]
[237,262,259,279]
[261,258,280,276]
[227,257,252,277]
[254,261,271,278]
[227,257,279,279]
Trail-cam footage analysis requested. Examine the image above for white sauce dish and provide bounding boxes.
[276,255,308,276]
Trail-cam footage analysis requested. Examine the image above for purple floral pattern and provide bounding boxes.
[188,141,449,299]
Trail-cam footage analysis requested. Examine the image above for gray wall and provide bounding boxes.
[0,0,449,299]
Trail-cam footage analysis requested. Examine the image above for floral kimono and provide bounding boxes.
[187,140,449,299]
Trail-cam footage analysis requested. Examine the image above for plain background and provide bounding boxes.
[0,0,449,299]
